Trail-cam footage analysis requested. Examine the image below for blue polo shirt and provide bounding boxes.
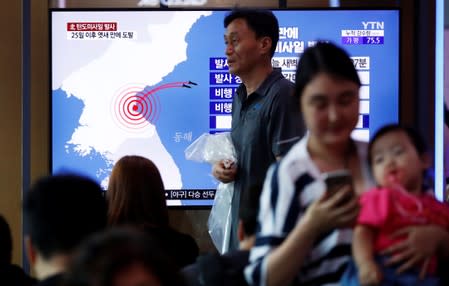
[229,68,305,249]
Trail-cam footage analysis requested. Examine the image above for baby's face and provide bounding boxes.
[370,130,427,194]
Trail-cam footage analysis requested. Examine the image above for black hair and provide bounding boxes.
[23,174,107,259]
[63,227,186,286]
[294,41,361,100]
[0,215,12,265]
[368,123,428,168]
[238,183,263,236]
[224,9,279,57]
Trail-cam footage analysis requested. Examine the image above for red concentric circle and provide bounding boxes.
[111,84,161,131]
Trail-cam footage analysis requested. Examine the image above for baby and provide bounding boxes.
[342,124,449,285]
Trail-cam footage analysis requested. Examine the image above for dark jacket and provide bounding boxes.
[182,250,250,286]
[144,226,199,269]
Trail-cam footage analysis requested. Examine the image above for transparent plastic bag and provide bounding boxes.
[208,182,234,254]
[184,132,236,164]
[185,132,236,253]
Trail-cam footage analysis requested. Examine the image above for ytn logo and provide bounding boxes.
[362,21,384,30]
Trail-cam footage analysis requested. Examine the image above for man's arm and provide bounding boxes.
[268,84,304,157]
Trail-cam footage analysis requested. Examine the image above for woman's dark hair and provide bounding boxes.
[294,41,361,99]
[107,155,169,228]
[63,228,186,286]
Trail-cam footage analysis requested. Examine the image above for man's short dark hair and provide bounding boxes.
[224,9,279,58]
[23,174,107,259]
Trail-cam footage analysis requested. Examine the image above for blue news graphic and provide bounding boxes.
[51,10,399,206]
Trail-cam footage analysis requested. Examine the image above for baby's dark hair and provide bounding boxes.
[368,124,428,168]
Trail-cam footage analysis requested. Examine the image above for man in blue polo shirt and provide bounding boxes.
[213,9,304,250]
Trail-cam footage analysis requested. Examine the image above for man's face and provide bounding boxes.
[224,18,266,77]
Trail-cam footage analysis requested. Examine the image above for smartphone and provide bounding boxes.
[322,170,353,197]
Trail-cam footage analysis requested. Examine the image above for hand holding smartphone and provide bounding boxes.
[322,170,354,198]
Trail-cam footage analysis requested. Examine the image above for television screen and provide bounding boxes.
[51,9,399,206]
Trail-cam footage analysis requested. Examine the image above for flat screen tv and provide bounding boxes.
[51,8,399,206]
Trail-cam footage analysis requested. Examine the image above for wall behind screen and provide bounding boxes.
[0,0,22,266]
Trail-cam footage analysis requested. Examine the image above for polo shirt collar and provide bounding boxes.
[237,67,284,99]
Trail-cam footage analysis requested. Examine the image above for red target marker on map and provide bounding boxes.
[112,85,160,131]
[112,81,196,132]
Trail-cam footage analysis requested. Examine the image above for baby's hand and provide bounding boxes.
[358,261,383,286]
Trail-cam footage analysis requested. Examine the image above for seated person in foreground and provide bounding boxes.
[24,174,107,286]
[63,227,186,286]
[182,183,263,286]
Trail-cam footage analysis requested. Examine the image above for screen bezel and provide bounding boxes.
[49,7,401,209]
